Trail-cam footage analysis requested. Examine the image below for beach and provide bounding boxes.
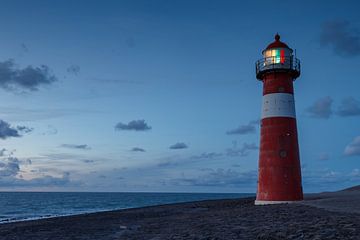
[0,187,359,240]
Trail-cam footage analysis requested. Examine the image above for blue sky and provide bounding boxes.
[0,0,359,192]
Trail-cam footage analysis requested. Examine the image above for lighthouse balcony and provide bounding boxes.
[255,56,300,80]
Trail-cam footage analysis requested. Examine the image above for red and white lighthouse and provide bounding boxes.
[255,34,303,205]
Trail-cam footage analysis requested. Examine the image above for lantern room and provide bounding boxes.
[256,34,300,80]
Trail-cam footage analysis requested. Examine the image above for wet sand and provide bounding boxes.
[0,187,359,240]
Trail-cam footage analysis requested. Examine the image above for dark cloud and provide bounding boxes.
[320,20,360,57]
[0,120,21,139]
[131,147,146,152]
[226,142,258,157]
[344,136,360,156]
[0,60,56,92]
[227,124,255,135]
[60,144,91,150]
[115,120,152,131]
[226,120,259,135]
[336,97,360,117]
[170,168,257,187]
[306,96,333,119]
[67,65,80,75]
[16,126,33,133]
[169,142,188,150]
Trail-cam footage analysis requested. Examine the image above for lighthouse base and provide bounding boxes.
[254,200,302,205]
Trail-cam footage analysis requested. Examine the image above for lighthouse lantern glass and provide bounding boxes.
[264,48,290,65]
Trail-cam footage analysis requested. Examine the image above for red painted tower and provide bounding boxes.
[255,34,303,205]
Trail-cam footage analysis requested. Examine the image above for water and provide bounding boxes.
[0,192,253,223]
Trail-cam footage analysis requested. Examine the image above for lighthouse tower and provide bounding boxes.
[255,34,303,205]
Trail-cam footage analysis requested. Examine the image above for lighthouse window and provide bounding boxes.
[279,150,287,158]
[264,49,286,64]
[273,50,280,63]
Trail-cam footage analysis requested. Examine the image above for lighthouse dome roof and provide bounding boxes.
[265,33,291,50]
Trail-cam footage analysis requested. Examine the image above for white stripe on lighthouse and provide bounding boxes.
[261,93,296,119]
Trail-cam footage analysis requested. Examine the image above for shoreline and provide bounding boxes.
[0,190,352,225]
[0,193,253,225]
[0,196,253,225]
[0,190,359,239]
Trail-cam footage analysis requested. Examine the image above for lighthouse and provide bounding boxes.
[255,34,303,205]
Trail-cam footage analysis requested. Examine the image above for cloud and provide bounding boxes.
[306,96,333,119]
[40,153,110,163]
[157,160,178,167]
[320,20,360,57]
[0,154,79,188]
[301,168,360,192]
[336,97,360,117]
[227,124,255,135]
[42,125,58,135]
[115,120,151,131]
[169,142,188,150]
[0,120,21,139]
[344,136,360,156]
[83,159,95,163]
[0,148,7,157]
[191,152,223,159]
[67,65,80,75]
[226,120,259,135]
[60,144,91,150]
[0,157,20,177]
[156,153,217,168]
[350,169,360,178]
[0,121,33,139]
[16,126,33,133]
[0,172,74,187]
[170,168,257,187]
[131,147,146,152]
[0,60,56,92]
[226,142,258,157]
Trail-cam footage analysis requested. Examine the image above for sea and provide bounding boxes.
[0,192,253,224]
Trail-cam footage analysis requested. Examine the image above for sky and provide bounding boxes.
[0,0,359,193]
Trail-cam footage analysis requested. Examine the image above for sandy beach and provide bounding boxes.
[0,187,359,240]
